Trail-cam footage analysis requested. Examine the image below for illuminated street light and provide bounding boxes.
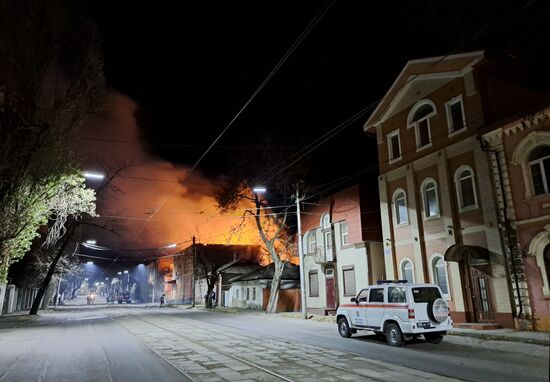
[83,171,104,180]
[86,239,96,245]
[252,186,266,193]
[86,261,94,265]
[165,243,177,248]
[117,272,122,275]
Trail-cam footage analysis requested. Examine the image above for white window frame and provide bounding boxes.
[387,129,402,164]
[421,177,440,219]
[392,188,409,225]
[454,165,479,211]
[340,222,349,246]
[529,147,550,196]
[408,100,436,151]
[429,254,450,300]
[307,230,317,254]
[445,95,467,136]
[400,258,415,283]
[511,131,550,199]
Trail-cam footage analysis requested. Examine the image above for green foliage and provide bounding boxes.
[0,172,96,282]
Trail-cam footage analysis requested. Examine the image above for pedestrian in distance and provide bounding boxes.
[159,293,166,308]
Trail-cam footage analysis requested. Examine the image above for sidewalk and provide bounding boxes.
[448,327,550,346]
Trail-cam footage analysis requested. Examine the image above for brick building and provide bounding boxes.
[363,51,545,328]
[301,184,383,316]
[482,104,550,330]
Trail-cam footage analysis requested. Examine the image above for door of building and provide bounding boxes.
[470,267,496,322]
[325,268,335,308]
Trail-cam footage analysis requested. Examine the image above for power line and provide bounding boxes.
[254,0,537,187]
[181,0,336,185]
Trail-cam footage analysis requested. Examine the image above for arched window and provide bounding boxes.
[401,259,414,283]
[432,257,449,296]
[408,100,436,149]
[321,213,331,229]
[307,231,317,254]
[455,166,478,210]
[393,189,408,225]
[529,145,550,195]
[421,178,440,218]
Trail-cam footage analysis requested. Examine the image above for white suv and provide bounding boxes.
[336,281,453,346]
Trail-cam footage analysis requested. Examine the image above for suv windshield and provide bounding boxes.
[412,287,441,303]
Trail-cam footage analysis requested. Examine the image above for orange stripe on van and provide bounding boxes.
[339,303,408,309]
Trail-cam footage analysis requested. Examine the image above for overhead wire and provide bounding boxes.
[180,0,336,185]
[254,0,538,187]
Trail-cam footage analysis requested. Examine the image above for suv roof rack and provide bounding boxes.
[377,279,408,284]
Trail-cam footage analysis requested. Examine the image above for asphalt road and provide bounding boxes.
[0,307,190,382]
[180,309,549,382]
[0,305,548,382]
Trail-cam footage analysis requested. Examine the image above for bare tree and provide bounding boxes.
[216,137,308,313]
[194,244,239,309]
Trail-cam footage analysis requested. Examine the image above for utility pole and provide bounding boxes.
[296,187,307,319]
[152,259,156,303]
[192,236,196,307]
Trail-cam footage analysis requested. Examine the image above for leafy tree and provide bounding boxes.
[29,173,96,314]
[0,0,105,283]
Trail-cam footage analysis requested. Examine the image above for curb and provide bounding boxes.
[447,331,550,346]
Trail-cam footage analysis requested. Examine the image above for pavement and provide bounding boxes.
[1,304,548,381]
[5,302,550,347]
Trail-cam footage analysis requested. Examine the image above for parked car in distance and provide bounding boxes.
[106,294,115,304]
[336,280,453,346]
[117,291,131,304]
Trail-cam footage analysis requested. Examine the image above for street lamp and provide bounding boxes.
[83,171,104,180]
[86,239,96,245]
[252,185,307,319]
[124,270,129,291]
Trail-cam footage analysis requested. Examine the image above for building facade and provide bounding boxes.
[483,104,550,330]
[364,51,545,328]
[228,262,301,312]
[301,184,383,316]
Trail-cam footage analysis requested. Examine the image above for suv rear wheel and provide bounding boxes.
[385,323,404,347]
[337,318,352,338]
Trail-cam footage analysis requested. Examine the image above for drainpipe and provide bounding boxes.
[480,139,523,320]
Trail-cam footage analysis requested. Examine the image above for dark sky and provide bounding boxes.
[88,0,549,183]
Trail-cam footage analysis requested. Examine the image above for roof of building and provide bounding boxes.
[363,51,485,131]
[229,262,300,283]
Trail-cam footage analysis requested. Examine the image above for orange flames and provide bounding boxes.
[80,92,297,266]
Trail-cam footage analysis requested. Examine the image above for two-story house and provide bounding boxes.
[301,184,383,316]
[482,103,550,331]
[363,51,545,329]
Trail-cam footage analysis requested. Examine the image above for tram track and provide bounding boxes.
[122,312,402,382]
[117,313,298,382]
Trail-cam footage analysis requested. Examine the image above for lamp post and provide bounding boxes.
[124,270,129,291]
[295,187,307,319]
[252,185,307,319]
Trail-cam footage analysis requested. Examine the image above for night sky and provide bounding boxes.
[76,0,550,258]
[88,0,550,177]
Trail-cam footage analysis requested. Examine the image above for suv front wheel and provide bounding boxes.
[337,317,352,338]
[385,323,404,347]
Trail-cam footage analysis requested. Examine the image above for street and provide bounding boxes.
[0,305,548,382]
